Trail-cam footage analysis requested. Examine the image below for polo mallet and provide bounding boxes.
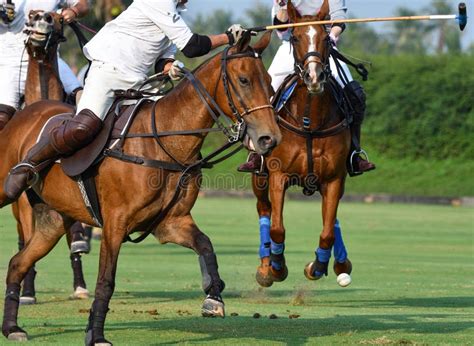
[250,2,468,32]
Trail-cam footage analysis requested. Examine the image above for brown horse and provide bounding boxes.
[11,10,89,305]
[253,1,353,288]
[0,32,280,344]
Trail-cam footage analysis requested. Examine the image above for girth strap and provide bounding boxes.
[278,116,349,138]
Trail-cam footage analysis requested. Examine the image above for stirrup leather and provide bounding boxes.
[348,149,370,176]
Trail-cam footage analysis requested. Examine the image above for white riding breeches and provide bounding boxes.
[0,32,82,109]
[0,32,28,108]
[268,40,353,92]
[76,60,146,120]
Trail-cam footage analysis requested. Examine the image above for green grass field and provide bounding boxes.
[0,198,473,345]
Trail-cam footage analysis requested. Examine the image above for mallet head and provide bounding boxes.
[458,2,467,31]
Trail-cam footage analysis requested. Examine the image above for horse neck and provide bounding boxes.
[143,56,225,164]
[25,45,63,105]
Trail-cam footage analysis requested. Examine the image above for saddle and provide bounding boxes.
[273,74,299,112]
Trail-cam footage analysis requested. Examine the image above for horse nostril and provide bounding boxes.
[318,71,326,82]
[257,136,276,151]
[303,71,312,85]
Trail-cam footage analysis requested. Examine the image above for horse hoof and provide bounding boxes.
[71,286,89,300]
[19,296,36,305]
[303,262,323,281]
[255,270,273,288]
[202,296,225,318]
[333,259,352,276]
[85,330,113,346]
[7,331,28,341]
[270,265,288,282]
[336,273,352,287]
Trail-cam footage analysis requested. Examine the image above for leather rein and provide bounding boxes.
[110,47,273,243]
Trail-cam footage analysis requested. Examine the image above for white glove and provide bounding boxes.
[226,24,246,46]
[168,60,185,81]
[329,33,339,46]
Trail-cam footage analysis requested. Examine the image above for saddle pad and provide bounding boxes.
[275,81,298,112]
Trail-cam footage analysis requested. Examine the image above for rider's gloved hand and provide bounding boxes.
[226,24,246,46]
[4,3,15,23]
[61,7,79,23]
[329,33,339,46]
[168,60,185,81]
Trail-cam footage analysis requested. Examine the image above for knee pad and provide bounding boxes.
[51,109,102,154]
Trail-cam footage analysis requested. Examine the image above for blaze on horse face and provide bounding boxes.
[25,10,64,55]
[287,1,330,94]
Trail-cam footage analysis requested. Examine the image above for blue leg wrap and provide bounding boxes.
[259,216,271,258]
[315,247,332,277]
[271,241,285,270]
[333,219,348,263]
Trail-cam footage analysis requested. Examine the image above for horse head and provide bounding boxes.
[24,10,65,58]
[214,31,282,155]
[287,0,331,94]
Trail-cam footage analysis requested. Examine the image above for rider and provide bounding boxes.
[0,0,88,130]
[4,0,247,200]
[238,0,376,175]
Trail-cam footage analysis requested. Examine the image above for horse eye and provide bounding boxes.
[239,77,250,86]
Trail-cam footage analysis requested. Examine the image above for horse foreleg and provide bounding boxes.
[158,214,225,318]
[12,196,38,305]
[252,173,273,287]
[85,223,124,346]
[268,173,289,283]
[2,205,68,341]
[332,219,353,287]
[304,179,343,281]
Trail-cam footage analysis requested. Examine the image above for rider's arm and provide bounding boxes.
[62,0,89,23]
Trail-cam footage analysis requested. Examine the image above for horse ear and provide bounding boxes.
[236,31,252,52]
[317,0,330,20]
[287,0,301,22]
[253,30,273,55]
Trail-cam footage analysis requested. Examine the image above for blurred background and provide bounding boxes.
[63,0,473,199]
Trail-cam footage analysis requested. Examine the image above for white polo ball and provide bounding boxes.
[336,273,352,287]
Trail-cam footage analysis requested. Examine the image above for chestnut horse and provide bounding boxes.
[10,10,89,305]
[0,32,281,344]
[253,1,353,288]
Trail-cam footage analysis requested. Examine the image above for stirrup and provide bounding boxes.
[10,162,40,188]
[348,149,370,177]
[247,152,265,175]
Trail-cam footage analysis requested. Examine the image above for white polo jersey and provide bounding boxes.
[83,0,194,78]
[1,0,78,35]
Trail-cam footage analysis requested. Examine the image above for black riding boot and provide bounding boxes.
[0,104,16,131]
[344,81,376,175]
[237,152,264,173]
[4,109,102,200]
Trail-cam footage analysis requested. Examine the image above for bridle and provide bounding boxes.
[290,28,332,85]
[24,11,66,57]
[23,11,66,100]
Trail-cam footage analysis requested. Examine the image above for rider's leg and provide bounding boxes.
[344,81,376,173]
[4,60,144,200]
[0,33,26,130]
[0,105,16,131]
[57,56,83,105]
[329,56,375,174]
[238,41,294,173]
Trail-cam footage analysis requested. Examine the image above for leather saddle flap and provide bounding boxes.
[61,107,117,177]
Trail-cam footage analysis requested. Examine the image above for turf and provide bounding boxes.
[0,198,473,345]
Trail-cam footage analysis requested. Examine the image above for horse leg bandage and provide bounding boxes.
[333,219,348,263]
[270,241,285,270]
[259,216,271,258]
[199,253,225,295]
[2,283,21,334]
[314,247,332,277]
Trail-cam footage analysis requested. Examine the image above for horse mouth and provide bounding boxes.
[243,135,256,152]
[308,84,325,95]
